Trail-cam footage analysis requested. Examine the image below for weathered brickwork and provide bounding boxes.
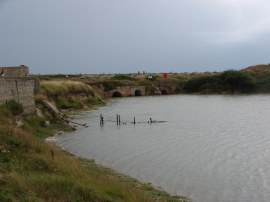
[130,86,146,96]
[108,86,146,97]
[0,65,38,115]
[0,77,36,115]
[0,65,29,77]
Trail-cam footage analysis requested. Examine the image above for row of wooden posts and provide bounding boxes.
[99,114,155,126]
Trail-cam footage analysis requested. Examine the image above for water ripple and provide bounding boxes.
[55,95,270,202]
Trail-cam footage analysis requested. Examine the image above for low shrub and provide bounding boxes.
[99,80,125,92]
[113,74,136,81]
[182,70,257,94]
[56,96,84,110]
[5,100,24,116]
[220,70,257,93]
[0,100,23,123]
[183,75,221,93]
[84,97,106,107]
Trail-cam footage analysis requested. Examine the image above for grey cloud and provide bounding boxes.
[0,0,269,74]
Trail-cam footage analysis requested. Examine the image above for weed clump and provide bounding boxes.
[39,80,106,110]
[41,80,94,97]
[113,74,136,81]
[0,100,23,123]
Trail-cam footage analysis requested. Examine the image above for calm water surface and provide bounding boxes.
[54,95,270,202]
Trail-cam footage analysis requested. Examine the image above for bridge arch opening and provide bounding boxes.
[135,89,142,96]
[112,91,123,97]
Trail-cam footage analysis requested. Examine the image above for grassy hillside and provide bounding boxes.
[242,64,270,92]
[0,124,185,201]
[37,80,105,110]
[0,84,187,201]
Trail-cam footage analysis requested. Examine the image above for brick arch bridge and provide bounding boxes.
[110,86,146,97]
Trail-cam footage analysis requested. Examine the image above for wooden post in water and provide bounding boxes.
[117,114,120,125]
[100,114,102,126]
[149,117,152,124]
[118,114,121,125]
[100,114,104,126]
[133,117,136,125]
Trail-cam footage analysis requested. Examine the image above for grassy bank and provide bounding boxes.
[0,125,185,201]
[0,81,188,201]
[38,80,106,110]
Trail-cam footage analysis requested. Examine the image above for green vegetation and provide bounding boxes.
[113,74,136,81]
[242,64,270,92]
[22,115,70,139]
[0,125,149,201]
[85,97,106,106]
[41,80,94,97]
[221,70,257,93]
[183,74,221,93]
[39,80,106,110]
[0,101,23,123]
[6,64,270,201]
[94,80,127,92]
[36,64,270,95]
[0,99,187,202]
[78,69,260,95]
[182,70,257,94]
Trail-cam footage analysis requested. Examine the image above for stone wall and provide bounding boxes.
[0,65,29,77]
[130,86,146,96]
[0,77,36,115]
[108,86,146,97]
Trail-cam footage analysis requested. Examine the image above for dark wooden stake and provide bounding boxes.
[100,114,102,126]
[117,114,120,125]
[100,114,104,126]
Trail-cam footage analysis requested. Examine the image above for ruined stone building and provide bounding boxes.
[0,65,38,115]
[0,65,29,77]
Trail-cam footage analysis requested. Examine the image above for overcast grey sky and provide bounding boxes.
[0,0,270,74]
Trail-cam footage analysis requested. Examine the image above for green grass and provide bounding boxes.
[0,102,188,202]
[56,96,85,109]
[84,97,106,106]
[54,96,106,110]
[0,125,187,202]
[41,80,94,97]
[243,64,270,92]
[22,114,71,138]
[113,74,136,81]
[0,100,23,124]
[88,80,128,92]
[39,80,107,110]
[181,70,257,94]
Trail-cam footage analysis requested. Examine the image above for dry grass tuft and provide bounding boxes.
[41,80,94,96]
